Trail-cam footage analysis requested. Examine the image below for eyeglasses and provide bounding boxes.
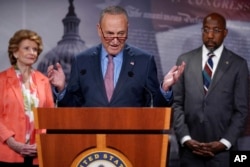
[99,26,127,42]
[201,28,224,34]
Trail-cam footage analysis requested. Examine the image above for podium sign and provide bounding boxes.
[34,107,172,167]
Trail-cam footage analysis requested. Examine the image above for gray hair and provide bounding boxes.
[99,6,128,24]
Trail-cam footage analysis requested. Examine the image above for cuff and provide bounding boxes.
[181,135,192,146]
[220,138,232,150]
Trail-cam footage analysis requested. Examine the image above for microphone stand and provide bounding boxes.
[128,71,153,108]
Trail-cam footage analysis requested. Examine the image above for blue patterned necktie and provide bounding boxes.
[104,55,114,101]
[202,52,215,94]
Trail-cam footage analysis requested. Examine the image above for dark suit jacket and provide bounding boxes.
[58,44,172,107]
[173,46,249,165]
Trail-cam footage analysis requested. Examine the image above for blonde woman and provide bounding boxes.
[0,29,54,167]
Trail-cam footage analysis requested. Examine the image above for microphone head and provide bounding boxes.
[80,69,87,75]
[128,71,134,77]
[127,70,153,107]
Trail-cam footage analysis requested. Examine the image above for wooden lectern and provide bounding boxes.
[34,107,172,167]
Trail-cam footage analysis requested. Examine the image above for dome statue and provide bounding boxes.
[38,0,87,83]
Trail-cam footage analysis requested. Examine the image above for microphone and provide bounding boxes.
[80,69,87,75]
[128,71,154,108]
[128,71,134,77]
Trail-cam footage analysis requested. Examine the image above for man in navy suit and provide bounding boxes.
[47,5,185,107]
[173,12,249,167]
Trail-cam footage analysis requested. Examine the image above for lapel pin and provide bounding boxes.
[130,61,134,65]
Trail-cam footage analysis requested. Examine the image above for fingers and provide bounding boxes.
[47,62,64,80]
[185,139,201,150]
[178,61,185,74]
[46,63,66,91]
[184,140,215,157]
[47,64,55,78]
[168,65,178,74]
[47,62,62,74]
[47,65,54,73]
[193,145,215,157]
[173,61,185,79]
[6,137,37,157]
[20,144,37,157]
[200,141,226,154]
[56,62,63,72]
[185,139,223,157]
[193,149,215,157]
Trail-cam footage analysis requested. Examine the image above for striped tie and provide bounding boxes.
[202,52,215,94]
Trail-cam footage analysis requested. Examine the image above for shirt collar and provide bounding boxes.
[202,44,224,57]
[101,45,123,62]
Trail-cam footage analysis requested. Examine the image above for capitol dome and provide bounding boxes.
[37,0,87,83]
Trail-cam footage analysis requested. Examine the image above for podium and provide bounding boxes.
[34,107,172,167]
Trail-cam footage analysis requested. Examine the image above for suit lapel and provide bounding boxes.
[207,48,232,95]
[112,45,134,100]
[190,48,205,95]
[91,45,110,101]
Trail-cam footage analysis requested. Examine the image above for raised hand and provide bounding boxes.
[162,61,185,91]
[47,62,66,92]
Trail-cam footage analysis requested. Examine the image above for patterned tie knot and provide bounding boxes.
[208,52,215,59]
[208,52,215,57]
[207,52,215,69]
[106,55,114,79]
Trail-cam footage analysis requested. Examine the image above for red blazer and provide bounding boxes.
[0,67,54,164]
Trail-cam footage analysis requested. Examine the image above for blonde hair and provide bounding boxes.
[8,29,43,65]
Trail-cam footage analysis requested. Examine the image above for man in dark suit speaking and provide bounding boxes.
[173,12,249,167]
[47,5,185,107]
